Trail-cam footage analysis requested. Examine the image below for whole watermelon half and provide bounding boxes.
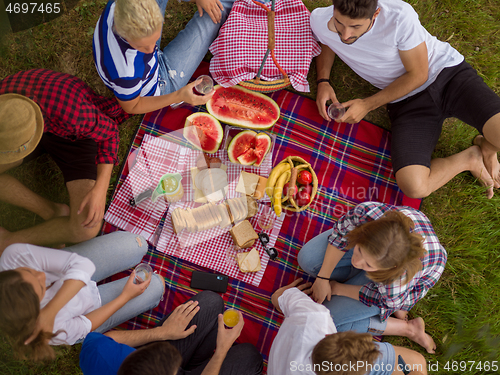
[183,113,223,154]
[206,85,280,130]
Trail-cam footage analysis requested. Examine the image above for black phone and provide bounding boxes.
[398,355,410,375]
[190,271,228,293]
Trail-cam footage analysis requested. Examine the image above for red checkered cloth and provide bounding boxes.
[209,0,321,92]
[104,131,282,286]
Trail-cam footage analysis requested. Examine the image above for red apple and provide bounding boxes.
[283,182,297,198]
[297,170,312,185]
[296,189,311,206]
[299,184,313,196]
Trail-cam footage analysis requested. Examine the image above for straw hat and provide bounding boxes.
[0,93,44,164]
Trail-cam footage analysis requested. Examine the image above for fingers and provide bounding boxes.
[207,4,222,23]
[196,4,204,18]
[297,282,313,295]
[288,278,303,288]
[296,281,312,291]
[77,198,87,216]
[24,329,39,345]
[317,100,329,121]
[182,324,197,338]
[179,300,199,315]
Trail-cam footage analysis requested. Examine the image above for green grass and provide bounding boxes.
[1,0,500,374]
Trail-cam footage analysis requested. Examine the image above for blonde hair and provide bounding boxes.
[346,210,426,285]
[114,0,163,40]
[312,331,380,375]
[0,270,58,362]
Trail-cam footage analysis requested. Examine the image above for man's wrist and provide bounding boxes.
[316,78,330,85]
[151,326,171,341]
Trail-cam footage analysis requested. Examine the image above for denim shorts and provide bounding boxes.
[387,60,500,173]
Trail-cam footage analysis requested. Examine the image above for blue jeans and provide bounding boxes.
[298,230,387,334]
[155,0,236,94]
[65,231,165,336]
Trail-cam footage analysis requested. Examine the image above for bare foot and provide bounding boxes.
[407,317,436,354]
[474,135,500,189]
[469,144,494,199]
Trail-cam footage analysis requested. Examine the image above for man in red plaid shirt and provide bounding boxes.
[0,69,129,252]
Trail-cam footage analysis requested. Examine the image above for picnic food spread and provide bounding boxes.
[206,85,280,130]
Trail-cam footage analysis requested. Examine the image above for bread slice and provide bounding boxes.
[245,196,258,218]
[171,209,183,234]
[237,248,261,273]
[219,204,232,228]
[229,220,258,249]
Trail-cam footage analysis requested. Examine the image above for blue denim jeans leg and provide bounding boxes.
[155,0,236,94]
[65,231,165,336]
[298,229,387,334]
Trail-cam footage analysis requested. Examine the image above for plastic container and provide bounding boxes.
[151,172,184,203]
[223,125,276,167]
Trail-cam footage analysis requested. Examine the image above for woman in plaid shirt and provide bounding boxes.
[298,201,447,354]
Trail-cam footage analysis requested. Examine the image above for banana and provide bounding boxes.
[266,162,291,198]
[272,170,290,217]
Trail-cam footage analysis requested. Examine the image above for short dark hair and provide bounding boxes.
[332,0,378,19]
[312,331,380,375]
[117,341,182,375]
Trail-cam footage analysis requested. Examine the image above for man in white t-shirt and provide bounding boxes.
[268,279,427,375]
[312,0,500,199]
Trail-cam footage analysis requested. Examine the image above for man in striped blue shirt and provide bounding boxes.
[93,0,235,114]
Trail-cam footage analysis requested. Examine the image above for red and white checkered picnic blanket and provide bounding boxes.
[209,0,321,92]
[104,133,283,286]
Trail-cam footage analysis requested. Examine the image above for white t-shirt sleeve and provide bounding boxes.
[0,243,95,284]
[278,288,328,318]
[50,315,93,345]
[394,3,427,51]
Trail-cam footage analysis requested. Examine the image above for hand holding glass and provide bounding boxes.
[134,263,152,284]
[171,75,214,108]
[194,75,214,95]
[223,308,240,327]
[327,103,346,121]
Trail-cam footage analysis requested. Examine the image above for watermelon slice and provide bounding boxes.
[237,148,258,165]
[227,130,272,166]
[183,113,223,154]
[206,85,280,130]
[253,133,272,167]
[227,130,257,163]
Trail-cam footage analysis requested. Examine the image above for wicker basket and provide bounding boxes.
[238,0,291,93]
[278,156,318,212]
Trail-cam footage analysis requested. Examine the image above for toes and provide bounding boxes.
[486,186,494,199]
[473,134,483,147]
